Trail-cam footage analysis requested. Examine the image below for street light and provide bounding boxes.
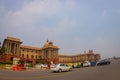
[0,41,1,48]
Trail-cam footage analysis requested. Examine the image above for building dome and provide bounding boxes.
[43,40,49,47]
[42,40,59,49]
[48,41,53,45]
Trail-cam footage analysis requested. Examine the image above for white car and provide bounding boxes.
[51,63,72,72]
[35,64,47,68]
[83,61,91,67]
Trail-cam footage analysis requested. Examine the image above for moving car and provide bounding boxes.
[83,61,91,67]
[51,63,72,72]
[97,59,111,66]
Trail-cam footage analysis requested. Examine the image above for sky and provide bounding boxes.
[0,0,120,59]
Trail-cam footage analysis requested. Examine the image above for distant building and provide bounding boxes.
[0,36,100,64]
[59,50,100,63]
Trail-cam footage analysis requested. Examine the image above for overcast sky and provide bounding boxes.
[0,0,120,58]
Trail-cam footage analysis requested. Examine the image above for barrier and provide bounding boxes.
[12,64,23,71]
[12,66,17,71]
[17,67,22,71]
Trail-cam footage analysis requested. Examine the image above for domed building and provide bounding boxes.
[0,36,100,65]
[40,40,59,64]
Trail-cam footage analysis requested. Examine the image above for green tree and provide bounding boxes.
[0,47,6,55]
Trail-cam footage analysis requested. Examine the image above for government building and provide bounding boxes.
[0,36,100,64]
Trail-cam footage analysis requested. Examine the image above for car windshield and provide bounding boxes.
[60,64,64,66]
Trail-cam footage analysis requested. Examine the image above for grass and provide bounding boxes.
[0,63,6,69]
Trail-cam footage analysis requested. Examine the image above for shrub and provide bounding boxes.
[28,63,33,67]
[0,61,13,65]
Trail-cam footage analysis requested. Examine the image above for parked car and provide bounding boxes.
[72,63,78,68]
[97,59,111,66]
[51,63,72,72]
[67,63,73,67]
[35,64,47,68]
[83,61,91,67]
[90,61,96,66]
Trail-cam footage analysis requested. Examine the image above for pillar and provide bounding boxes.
[9,42,11,54]
[17,44,19,55]
[13,43,15,54]
[8,42,10,53]
[6,42,9,53]
[6,42,8,53]
[15,44,17,54]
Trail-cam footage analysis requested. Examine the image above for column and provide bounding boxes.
[48,50,51,59]
[9,42,11,54]
[5,41,8,53]
[13,43,15,54]
[15,44,17,54]
[14,43,16,54]
[6,42,9,53]
[8,42,10,53]
[15,43,17,54]
[17,44,19,55]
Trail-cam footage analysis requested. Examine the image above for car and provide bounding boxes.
[51,63,72,72]
[73,63,78,68]
[90,61,96,66]
[35,64,43,68]
[97,59,111,66]
[35,64,47,68]
[83,61,91,67]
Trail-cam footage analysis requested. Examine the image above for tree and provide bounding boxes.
[0,47,6,55]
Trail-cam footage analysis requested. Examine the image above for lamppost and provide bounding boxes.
[0,41,1,48]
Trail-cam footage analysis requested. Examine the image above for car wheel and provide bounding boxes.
[58,69,62,73]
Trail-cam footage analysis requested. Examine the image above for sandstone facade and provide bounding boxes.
[0,36,100,64]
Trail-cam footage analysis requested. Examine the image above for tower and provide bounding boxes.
[41,40,59,64]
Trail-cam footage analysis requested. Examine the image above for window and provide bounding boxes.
[36,55,37,59]
[27,49,29,52]
[10,57,13,61]
[40,51,42,54]
[22,54,24,58]
[39,56,41,59]
[31,55,34,59]
[22,49,24,52]
[27,54,29,58]
[60,64,64,66]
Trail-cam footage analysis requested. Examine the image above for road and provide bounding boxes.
[0,59,120,80]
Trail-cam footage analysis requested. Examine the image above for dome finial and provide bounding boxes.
[47,39,49,42]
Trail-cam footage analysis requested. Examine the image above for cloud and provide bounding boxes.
[0,0,78,31]
[64,0,76,10]
[0,0,120,58]
[0,0,79,46]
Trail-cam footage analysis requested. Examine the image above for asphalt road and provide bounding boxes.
[0,59,120,80]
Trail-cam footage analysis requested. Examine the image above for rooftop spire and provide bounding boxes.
[47,39,49,42]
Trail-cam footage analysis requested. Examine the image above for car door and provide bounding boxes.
[60,64,65,71]
[65,64,69,71]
